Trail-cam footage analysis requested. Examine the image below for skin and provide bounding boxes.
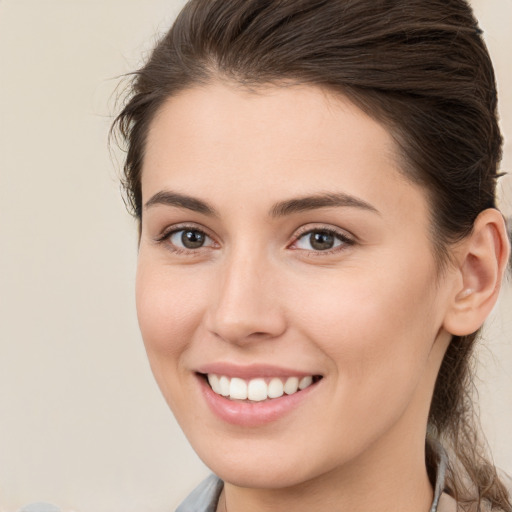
[136,82,508,512]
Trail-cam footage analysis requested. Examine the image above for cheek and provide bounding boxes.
[135,258,207,365]
[291,260,439,411]
[135,257,215,420]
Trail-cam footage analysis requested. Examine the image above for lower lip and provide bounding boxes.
[198,375,320,427]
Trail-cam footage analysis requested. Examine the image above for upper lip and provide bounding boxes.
[196,362,321,380]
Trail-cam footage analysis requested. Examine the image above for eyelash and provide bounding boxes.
[155,224,355,256]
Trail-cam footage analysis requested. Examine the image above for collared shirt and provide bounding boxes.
[175,444,458,512]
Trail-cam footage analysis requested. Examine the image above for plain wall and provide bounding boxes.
[0,1,510,511]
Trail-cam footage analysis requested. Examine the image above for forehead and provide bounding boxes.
[142,82,427,223]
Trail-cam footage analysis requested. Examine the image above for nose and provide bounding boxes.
[204,249,287,345]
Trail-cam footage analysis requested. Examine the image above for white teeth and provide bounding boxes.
[207,374,220,394]
[284,377,299,395]
[206,374,316,401]
[299,376,313,390]
[219,376,230,397]
[229,377,248,400]
[247,378,267,401]
[268,378,284,398]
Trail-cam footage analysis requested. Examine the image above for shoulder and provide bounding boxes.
[175,474,224,512]
[17,504,62,512]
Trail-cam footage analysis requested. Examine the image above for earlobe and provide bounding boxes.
[443,209,510,337]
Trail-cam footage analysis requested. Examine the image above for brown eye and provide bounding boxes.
[294,229,352,252]
[182,230,205,249]
[168,229,212,250]
[309,231,335,250]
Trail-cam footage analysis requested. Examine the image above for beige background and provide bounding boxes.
[0,1,510,511]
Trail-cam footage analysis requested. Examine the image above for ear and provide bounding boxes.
[443,208,510,336]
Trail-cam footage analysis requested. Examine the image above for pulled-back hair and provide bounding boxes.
[112,1,510,509]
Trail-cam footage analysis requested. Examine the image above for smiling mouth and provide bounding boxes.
[200,373,323,402]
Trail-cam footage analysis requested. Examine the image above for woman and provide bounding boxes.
[112,0,511,510]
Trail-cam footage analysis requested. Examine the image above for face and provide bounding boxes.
[137,83,455,489]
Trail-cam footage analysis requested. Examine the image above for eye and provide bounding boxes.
[167,228,214,250]
[293,228,353,252]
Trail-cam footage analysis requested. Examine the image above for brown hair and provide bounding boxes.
[112,0,510,509]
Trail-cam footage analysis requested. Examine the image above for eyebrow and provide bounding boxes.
[144,190,380,217]
[270,192,380,217]
[144,190,218,216]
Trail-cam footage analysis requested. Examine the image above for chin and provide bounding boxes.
[209,458,317,490]
[189,432,350,490]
